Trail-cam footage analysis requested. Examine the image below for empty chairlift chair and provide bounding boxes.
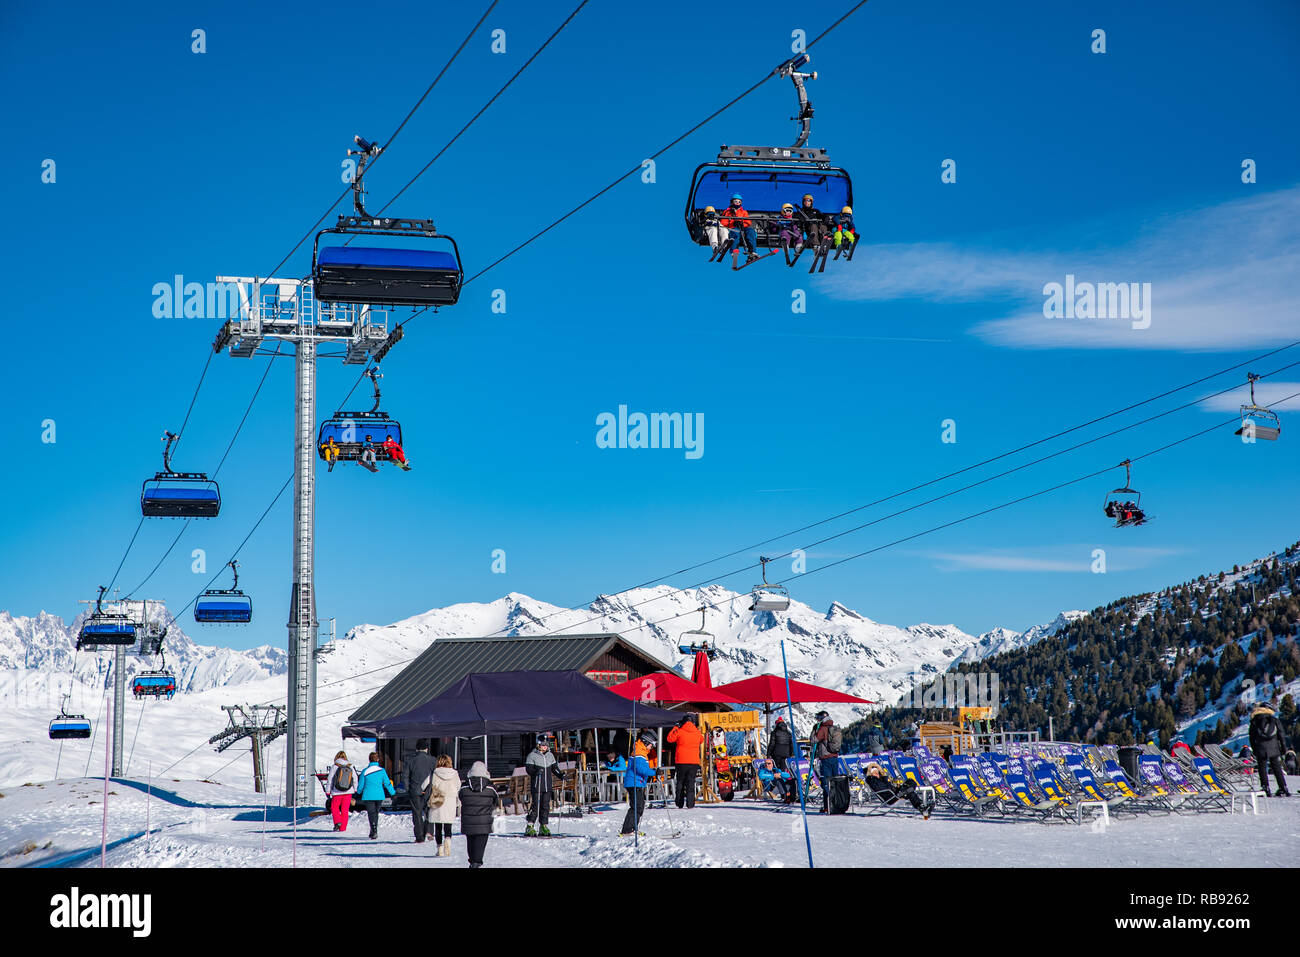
[749,556,791,612]
[312,135,463,308]
[1234,372,1282,441]
[49,695,92,740]
[76,586,138,650]
[194,560,252,624]
[141,431,220,518]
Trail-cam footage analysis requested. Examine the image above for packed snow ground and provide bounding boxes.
[4,776,1296,869]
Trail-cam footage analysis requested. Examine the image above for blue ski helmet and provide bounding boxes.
[730,193,743,202]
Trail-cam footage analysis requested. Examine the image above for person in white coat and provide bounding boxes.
[426,754,461,857]
[326,750,358,832]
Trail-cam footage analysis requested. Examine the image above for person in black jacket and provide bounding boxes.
[458,761,501,867]
[1248,704,1292,796]
[767,716,794,770]
[403,740,438,843]
[864,762,933,819]
[524,735,562,836]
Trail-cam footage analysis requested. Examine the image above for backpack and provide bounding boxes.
[332,764,353,792]
[827,726,844,755]
[1256,715,1279,741]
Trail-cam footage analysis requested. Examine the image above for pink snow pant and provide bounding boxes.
[331,794,353,830]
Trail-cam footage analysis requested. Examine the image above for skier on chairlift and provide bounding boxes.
[700,205,729,256]
[778,202,803,263]
[720,193,759,267]
[796,193,830,252]
[383,435,410,471]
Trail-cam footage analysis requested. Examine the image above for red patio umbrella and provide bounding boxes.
[607,671,742,706]
[714,674,876,705]
[713,674,876,735]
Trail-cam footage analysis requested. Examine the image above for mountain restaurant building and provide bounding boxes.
[344,633,712,789]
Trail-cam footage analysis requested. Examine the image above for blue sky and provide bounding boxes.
[3,0,1298,650]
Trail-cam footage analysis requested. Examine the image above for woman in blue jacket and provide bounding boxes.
[355,752,396,840]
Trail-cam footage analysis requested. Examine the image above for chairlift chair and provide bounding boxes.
[49,708,92,740]
[749,556,791,612]
[1102,460,1151,528]
[316,368,405,472]
[132,672,177,700]
[684,55,854,273]
[1234,373,1281,441]
[76,586,139,649]
[194,560,253,624]
[140,431,220,518]
[312,135,463,308]
[678,606,718,657]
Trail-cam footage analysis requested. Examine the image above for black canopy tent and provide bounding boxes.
[341,669,684,740]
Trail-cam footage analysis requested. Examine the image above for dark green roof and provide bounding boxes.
[347,633,671,722]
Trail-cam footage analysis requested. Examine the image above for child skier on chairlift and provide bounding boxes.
[833,206,856,250]
[700,205,730,254]
[778,203,803,259]
[322,437,340,472]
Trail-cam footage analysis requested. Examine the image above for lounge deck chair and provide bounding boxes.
[1192,756,1265,814]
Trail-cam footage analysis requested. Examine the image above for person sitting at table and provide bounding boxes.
[602,751,627,773]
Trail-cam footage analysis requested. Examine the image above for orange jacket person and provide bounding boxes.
[667,715,705,809]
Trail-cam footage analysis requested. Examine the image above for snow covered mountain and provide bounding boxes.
[0,589,1058,788]
[329,585,1051,727]
[951,611,1086,665]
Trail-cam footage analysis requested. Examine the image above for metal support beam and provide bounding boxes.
[287,337,317,806]
[112,644,125,776]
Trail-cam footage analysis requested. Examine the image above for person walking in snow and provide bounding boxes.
[326,750,357,832]
[1248,703,1292,796]
[404,739,438,844]
[426,754,460,857]
[356,752,396,840]
[620,732,656,835]
[458,760,501,868]
[667,714,704,809]
[767,716,795,770]
[524,735,562,836]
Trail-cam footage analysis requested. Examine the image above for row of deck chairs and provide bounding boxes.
[783,739,1265,824]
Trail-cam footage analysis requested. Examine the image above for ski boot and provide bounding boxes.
[539,825,551,837]
[524,824,537,837]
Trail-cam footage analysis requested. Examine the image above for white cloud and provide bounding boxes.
[823,186,1300,352]
[921,546,1179,573]
[1197,381,1300,413]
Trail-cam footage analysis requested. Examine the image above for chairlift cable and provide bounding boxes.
[370,1,591,221]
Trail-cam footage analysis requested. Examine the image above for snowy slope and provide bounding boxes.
[4,775,1297,869]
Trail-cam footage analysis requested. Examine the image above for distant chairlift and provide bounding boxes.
[49,696,91,740]
[194,560,252,624]
[141,431,220,518]
[312,135,463,308]
[678,606,718,658]
[750,556,791,612]
[1235,373,1281,442]
[1102,459,1151,528]
[76,585,138,650]
[316,367,404,473]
